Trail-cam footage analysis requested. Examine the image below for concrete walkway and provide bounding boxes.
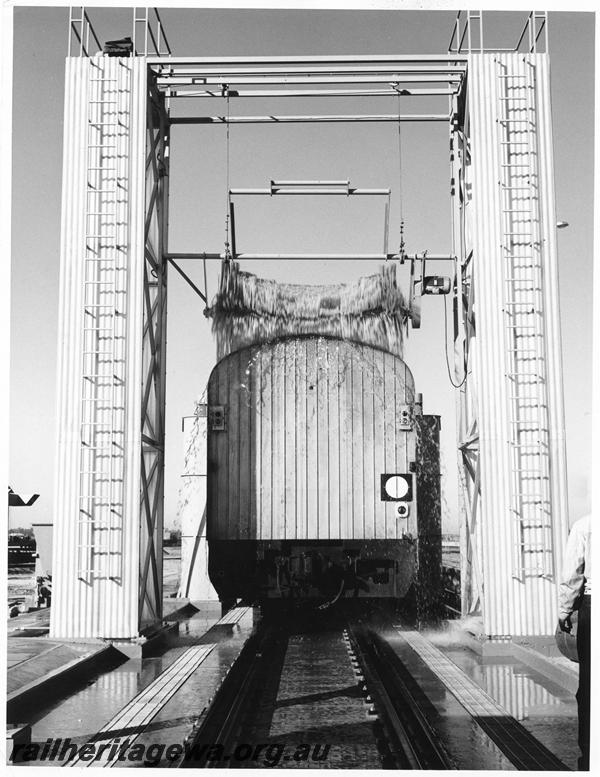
[8,640,103,697]
[6,600,198,724]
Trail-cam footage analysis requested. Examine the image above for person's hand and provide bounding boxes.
[558,615,572,633]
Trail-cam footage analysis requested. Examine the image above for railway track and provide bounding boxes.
[344,622,452,769]
[180,609,452,769]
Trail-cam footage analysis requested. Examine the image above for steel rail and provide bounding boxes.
[346,624,420,769]
[179,627,274,768]
[369,629,453,767]
[346,623,452,770]
[170,113,450,124]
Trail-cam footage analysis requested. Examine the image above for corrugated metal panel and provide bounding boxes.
[207,337,416,541]
[533,54,569,586]
[50,57,147,640]
[467,53,569,636]
[469,53,513,637]
[51,56,88,640]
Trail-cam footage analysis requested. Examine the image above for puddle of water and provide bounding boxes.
[22,607,256,767]
[384,627,580,770]
[383,631,512,770]
[441,643,580,769]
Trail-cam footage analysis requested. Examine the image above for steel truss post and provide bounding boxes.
[450,87,484,619]
[138,72,169,629]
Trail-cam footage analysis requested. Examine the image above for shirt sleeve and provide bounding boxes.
[558,523,586,619]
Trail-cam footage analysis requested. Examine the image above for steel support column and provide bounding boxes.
[50,56,169,640]
[452,53,569,637]
[138,71,169,630]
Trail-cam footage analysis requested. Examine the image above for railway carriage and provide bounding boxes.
[206,334,442,609]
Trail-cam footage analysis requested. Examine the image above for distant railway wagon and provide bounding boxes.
[207,335,442,609]
[8,533,36,567]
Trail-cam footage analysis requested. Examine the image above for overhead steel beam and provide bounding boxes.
[166,87,458,99]
[148,54,468,65]
[164,252,456,261]
[157,75,463,86]
[154,64,466,76]
[229,187,391,195]
[170,113,450,125]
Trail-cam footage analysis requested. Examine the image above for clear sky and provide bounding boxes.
[9,7,594,534]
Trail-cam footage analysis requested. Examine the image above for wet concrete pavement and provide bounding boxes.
[386,627,579,771]
[7,599,582,770]
[17,603,256,767]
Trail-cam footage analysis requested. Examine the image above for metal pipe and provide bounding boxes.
[515,12,531,52]
[167,258,207,302]
[236,253,397,260]
[228,187,391,196]
[147,18,159,57]
[153,8,172,55]
[448,14,459,52]
[170,113,450,125]
[270,179,349,186]
[229,201,236,258]
[383,200,390,254]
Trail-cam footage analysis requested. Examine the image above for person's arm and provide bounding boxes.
[558,523,586,631]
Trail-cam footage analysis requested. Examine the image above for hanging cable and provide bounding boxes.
[445,126,467,389]
[224,86,232,260]
[443,292,467,388]
[396,88,405,261]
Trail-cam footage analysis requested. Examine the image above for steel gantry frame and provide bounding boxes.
[154,53,467,267]
[53,8,567,641]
